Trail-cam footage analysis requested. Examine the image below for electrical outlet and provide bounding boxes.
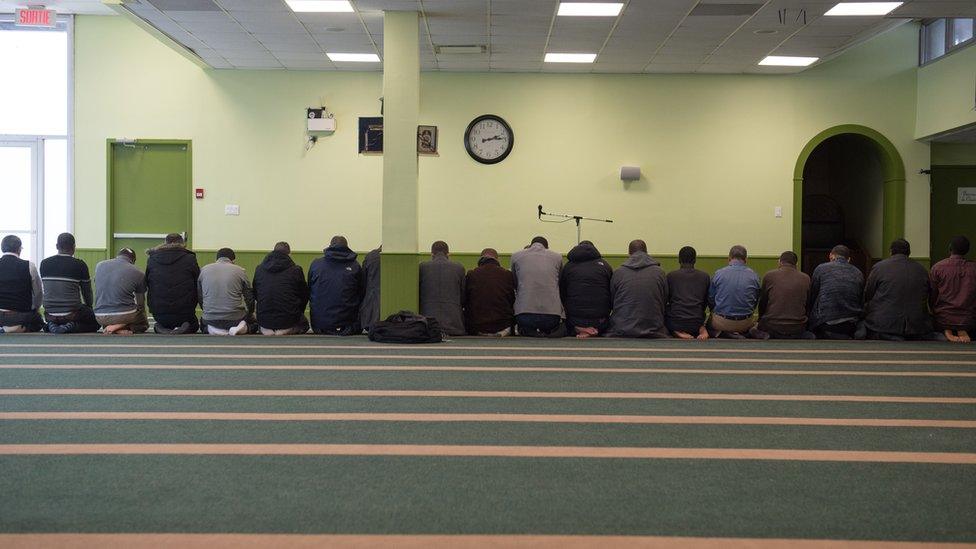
[225,205,240,216]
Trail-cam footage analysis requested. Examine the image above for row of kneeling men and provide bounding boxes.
[0,232,973,341]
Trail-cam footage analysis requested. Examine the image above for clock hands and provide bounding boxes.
[482,135,504,143]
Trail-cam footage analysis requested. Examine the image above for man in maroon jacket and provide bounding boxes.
[930,236,976,343]
[464,248,515,336]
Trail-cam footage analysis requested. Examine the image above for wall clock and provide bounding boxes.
[464,114,514,164]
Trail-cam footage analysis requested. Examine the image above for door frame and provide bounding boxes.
[0,139,42,263]
[792,124,906,262]
[105,138,193,256]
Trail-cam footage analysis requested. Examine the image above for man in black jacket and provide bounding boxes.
[309,236,363,335]
[665,246,711,340]
[864,239,941,341]
[253,241,309,335]
[560,240,612,338]
[146,233,200,334]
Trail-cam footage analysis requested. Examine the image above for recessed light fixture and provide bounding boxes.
[435,45,486,54]
[327,52,380,62]
[824,2,903,16]
[557,2,624,16]
[545,53,598,63]
[753,29,778,35]
[285,0,353,13]
[758,55,819,66]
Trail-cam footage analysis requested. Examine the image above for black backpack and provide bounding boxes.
[368,311,443,344]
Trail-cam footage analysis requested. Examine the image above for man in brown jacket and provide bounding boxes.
[464,248,515,336]
[758,251,814,339]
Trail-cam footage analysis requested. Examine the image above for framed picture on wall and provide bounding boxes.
[418,125,438,155]
[358,117,383,154]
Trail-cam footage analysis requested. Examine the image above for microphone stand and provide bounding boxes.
[537,205,613,244]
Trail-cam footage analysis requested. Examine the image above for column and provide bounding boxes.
[379,10,421,316]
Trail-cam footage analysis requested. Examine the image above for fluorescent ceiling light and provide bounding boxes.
[545,53,597,63]
[824,2,903,16]
[758,55,819,66]
[557,2,624,16]
[285,0,353,13]
[327,52,380,62]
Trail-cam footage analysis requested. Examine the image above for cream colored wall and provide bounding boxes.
[74,16,931,257]
[74,15,384,252]
[916,43,976,140]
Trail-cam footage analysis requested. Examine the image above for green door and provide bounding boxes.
[109,141,192,270]
[930,165,976,264]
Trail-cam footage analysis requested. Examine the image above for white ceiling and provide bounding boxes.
[2,0,973,72]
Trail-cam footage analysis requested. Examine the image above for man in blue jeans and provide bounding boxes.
[708,245,767,339]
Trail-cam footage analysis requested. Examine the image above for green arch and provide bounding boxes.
[792,124,906,258]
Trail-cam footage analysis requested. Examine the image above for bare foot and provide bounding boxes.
[959,330,971,343]
[114,329,133,335]
[576,332,593,339]
[697,326,710,341]
[103,323,127,334]
[673,331,694,340]
[945,329,961,343]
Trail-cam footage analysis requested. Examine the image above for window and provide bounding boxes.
[952,18,973,47]
[922,18,975,64]
[0,18,71,264]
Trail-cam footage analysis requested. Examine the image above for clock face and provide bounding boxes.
[464,115,514,164]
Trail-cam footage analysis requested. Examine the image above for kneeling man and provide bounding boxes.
[708,245,763,339]
[758,251,813,339]
[94,248,148,334]
[309,236,364,335]
[0,235,44,333]
[40,233,98,334]
[146,233,200,334]
[199,248,255,335]
[605,239,669,338]
[864,239,939,341]
[253,242,309,336]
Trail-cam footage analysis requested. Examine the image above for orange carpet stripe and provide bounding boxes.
[1,444,974,463]
[2,353,975,365]
[1,388,972,404]
[2,411,974,428]
[1,363,973,377]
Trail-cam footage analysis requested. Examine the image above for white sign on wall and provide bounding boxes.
[959,188,976,205]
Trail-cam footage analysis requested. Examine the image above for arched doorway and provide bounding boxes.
[793,125,906,275]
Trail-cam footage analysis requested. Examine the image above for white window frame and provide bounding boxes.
[0,15,73,263]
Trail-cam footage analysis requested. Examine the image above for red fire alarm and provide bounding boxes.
[195,188,205,199]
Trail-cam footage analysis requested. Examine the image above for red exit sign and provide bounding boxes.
[16,8,56,27]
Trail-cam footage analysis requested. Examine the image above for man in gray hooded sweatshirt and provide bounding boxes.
[605,239,669,338]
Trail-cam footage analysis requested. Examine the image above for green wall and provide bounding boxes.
[931,143,976,165]
[74,16,931,258]
[916,44,976,139]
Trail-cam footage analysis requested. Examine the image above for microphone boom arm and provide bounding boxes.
[537,205,613,244]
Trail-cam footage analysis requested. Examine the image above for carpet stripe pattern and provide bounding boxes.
[1,335,974,546]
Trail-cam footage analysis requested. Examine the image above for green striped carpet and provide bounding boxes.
[0,335,974,547]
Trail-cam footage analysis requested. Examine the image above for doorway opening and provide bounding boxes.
[793,125,905,276]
